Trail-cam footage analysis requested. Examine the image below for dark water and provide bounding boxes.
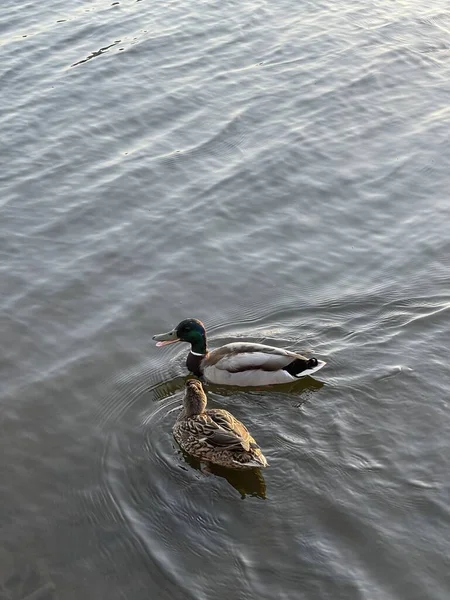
[1,0,450,598]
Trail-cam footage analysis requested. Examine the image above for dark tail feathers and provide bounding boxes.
[283,357,318,377]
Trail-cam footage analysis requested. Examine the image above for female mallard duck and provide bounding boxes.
[174,380,268,469]
[153,318,326,386]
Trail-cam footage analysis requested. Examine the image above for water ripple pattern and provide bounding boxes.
[1,0,449,598]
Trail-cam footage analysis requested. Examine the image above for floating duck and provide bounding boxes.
[173,380,268,469]
[153,318,325,386]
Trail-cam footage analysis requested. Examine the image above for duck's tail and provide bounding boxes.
[234,450,268,469]
[250,449,269,468]
[284,357,326,378]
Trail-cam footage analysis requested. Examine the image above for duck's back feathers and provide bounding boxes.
[201,342,325,386]
[174,405,268,469]
[204,343,298,369]
[176,409,251,452]
[206,408,254,451]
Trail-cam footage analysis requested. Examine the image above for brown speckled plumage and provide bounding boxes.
[173,380,268,469]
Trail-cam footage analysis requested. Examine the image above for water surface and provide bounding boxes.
[1,0,449,598]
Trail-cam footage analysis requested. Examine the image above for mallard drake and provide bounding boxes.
[173,380,268,469]
[153,318,326,386]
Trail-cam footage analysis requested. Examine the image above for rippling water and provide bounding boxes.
[1,0,449,598]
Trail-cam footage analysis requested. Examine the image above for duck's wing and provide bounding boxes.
[202,408,254,451]
[205,342,301,373]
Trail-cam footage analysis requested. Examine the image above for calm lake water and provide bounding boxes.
[1,0,449,598]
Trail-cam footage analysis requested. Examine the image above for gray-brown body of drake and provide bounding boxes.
[153,318,326,386]
[173,380,268,469]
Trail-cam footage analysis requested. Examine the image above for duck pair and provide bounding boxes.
[153,318,326,470]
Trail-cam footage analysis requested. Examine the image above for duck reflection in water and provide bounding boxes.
[178,450,267,500]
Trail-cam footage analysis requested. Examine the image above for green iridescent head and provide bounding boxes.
[153,318,207,355]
